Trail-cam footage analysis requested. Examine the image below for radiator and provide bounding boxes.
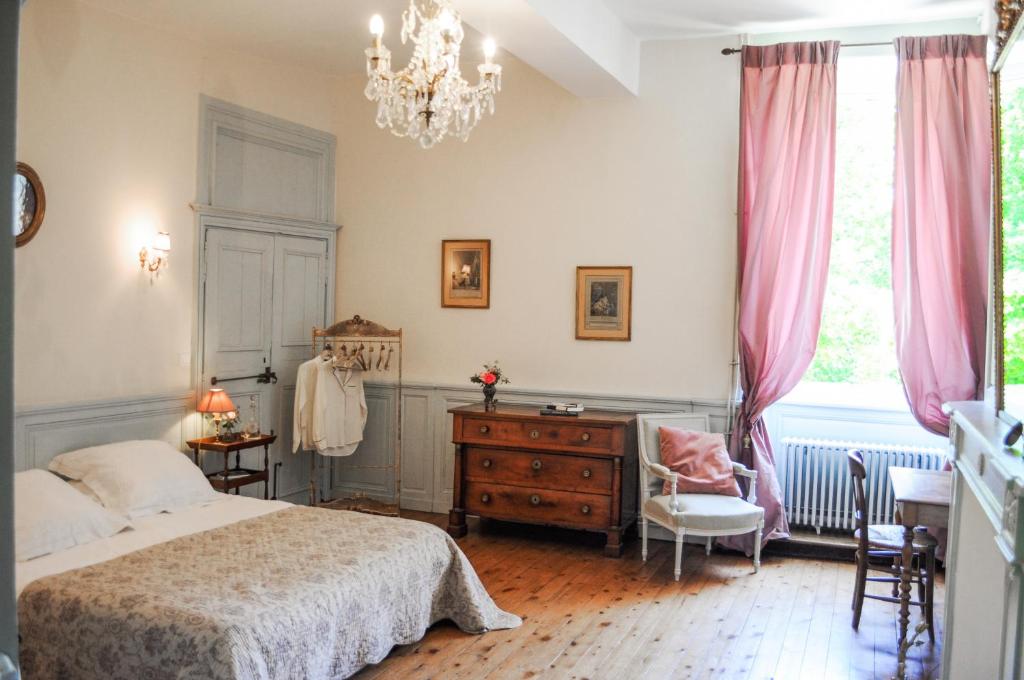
[780,437,947,533]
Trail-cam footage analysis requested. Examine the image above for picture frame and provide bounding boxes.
[575,266,632,341]
[14,162,45,248]
[441,239,491,308]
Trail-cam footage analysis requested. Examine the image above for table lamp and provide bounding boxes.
[197,388,238,442]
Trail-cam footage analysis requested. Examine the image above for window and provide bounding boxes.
[796,54,903,406]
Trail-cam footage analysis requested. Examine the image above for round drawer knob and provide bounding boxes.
[531,459,542,471]
[582,469,592,479]
[529,429,540,440]
[482,458,492,468]
[581,432,591,442]
[479,425,490,434]
[481,493,491,503]
[530,494,541,506]
[581,504,591,515]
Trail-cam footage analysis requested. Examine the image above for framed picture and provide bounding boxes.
[576,266,632,341]
[442,239,491,308]
[14,162,45,248]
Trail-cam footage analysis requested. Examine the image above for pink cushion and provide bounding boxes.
[658,426,741,497]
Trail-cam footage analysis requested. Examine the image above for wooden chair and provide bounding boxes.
[847,449,936,640]
[637,413,765,580]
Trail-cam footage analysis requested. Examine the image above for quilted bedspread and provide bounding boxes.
[18,506,520,679]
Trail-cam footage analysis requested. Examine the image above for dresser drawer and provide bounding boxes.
[460,416,614,452]
[465,447,613,494]
[465,481,611,530]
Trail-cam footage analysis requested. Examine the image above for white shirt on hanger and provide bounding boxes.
[311,358,368,456]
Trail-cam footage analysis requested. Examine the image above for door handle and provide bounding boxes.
[210,367,278,385]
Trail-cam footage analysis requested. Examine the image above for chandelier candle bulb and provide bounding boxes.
[483,37,496,65]
[438,9,455,34]
[369,14,383,49]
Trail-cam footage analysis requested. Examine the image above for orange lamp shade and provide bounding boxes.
[197,388,236,415]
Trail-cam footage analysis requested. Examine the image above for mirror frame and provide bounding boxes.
[992,0,1024,422]
[14,161,45,248]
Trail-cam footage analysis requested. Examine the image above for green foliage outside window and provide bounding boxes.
[1002,85,1024,386]
[804,59,899,385]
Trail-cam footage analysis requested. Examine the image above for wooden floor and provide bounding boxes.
[352,513,944,680]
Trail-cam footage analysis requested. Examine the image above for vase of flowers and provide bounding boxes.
[470,362,510,411]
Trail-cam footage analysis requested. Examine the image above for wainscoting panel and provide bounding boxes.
[329,384,397,504]
[14,385,731,527]
[399,390,434,511]
[15,393,198,472]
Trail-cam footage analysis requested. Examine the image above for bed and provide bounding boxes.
[16,449,520,680]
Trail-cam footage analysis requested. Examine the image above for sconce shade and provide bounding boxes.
[197,388,236,414]
[152,231,171,253]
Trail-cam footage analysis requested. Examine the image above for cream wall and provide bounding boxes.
[14,0,340,408]
[15,0,743,408]
[333,38,741,401]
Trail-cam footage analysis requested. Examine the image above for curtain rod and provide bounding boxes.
[720,41,890,55]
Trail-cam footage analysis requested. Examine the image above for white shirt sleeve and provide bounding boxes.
[292,359,318,453]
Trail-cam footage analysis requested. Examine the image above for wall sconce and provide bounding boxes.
[139,231,171,273]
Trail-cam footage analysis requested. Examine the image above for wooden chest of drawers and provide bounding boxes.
[447,403,637,557]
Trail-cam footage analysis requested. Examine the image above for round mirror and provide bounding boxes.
[14,161,45,247]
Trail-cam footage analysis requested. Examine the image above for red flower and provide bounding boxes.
[480,371,497,385]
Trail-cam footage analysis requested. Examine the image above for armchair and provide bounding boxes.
[637,413,765,580]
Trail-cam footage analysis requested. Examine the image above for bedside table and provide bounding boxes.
[186,433,277,499]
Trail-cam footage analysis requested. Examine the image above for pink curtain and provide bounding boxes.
[724,42,840,553]
[893,35,991,437]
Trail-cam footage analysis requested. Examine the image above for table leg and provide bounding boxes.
[263,444,269,500]
[223,451,229,495]
[897,523,914,667]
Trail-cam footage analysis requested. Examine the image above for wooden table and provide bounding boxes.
[889,467,951,665]
[186,433,276,499]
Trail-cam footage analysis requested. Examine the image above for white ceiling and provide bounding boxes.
[80,0,987,80]
[602,0,984,40]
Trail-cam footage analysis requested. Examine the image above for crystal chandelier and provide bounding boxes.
[364,0,502,149]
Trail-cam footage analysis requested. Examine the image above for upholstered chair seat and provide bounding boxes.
[644,494,764,533]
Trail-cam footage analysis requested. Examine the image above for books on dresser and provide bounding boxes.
[540,402,584,416]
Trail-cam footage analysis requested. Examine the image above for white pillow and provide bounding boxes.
[15,469,131,561]
[49,440,219,518]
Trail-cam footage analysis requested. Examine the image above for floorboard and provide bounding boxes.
[351,513,944,680]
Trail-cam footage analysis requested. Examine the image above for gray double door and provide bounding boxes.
[201,227,328,498]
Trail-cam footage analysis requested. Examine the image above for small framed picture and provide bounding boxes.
[576,266,632,341]
[14,162,45,248]
[442,240,491,308]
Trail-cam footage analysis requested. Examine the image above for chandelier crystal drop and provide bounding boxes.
[364,0,502,149]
